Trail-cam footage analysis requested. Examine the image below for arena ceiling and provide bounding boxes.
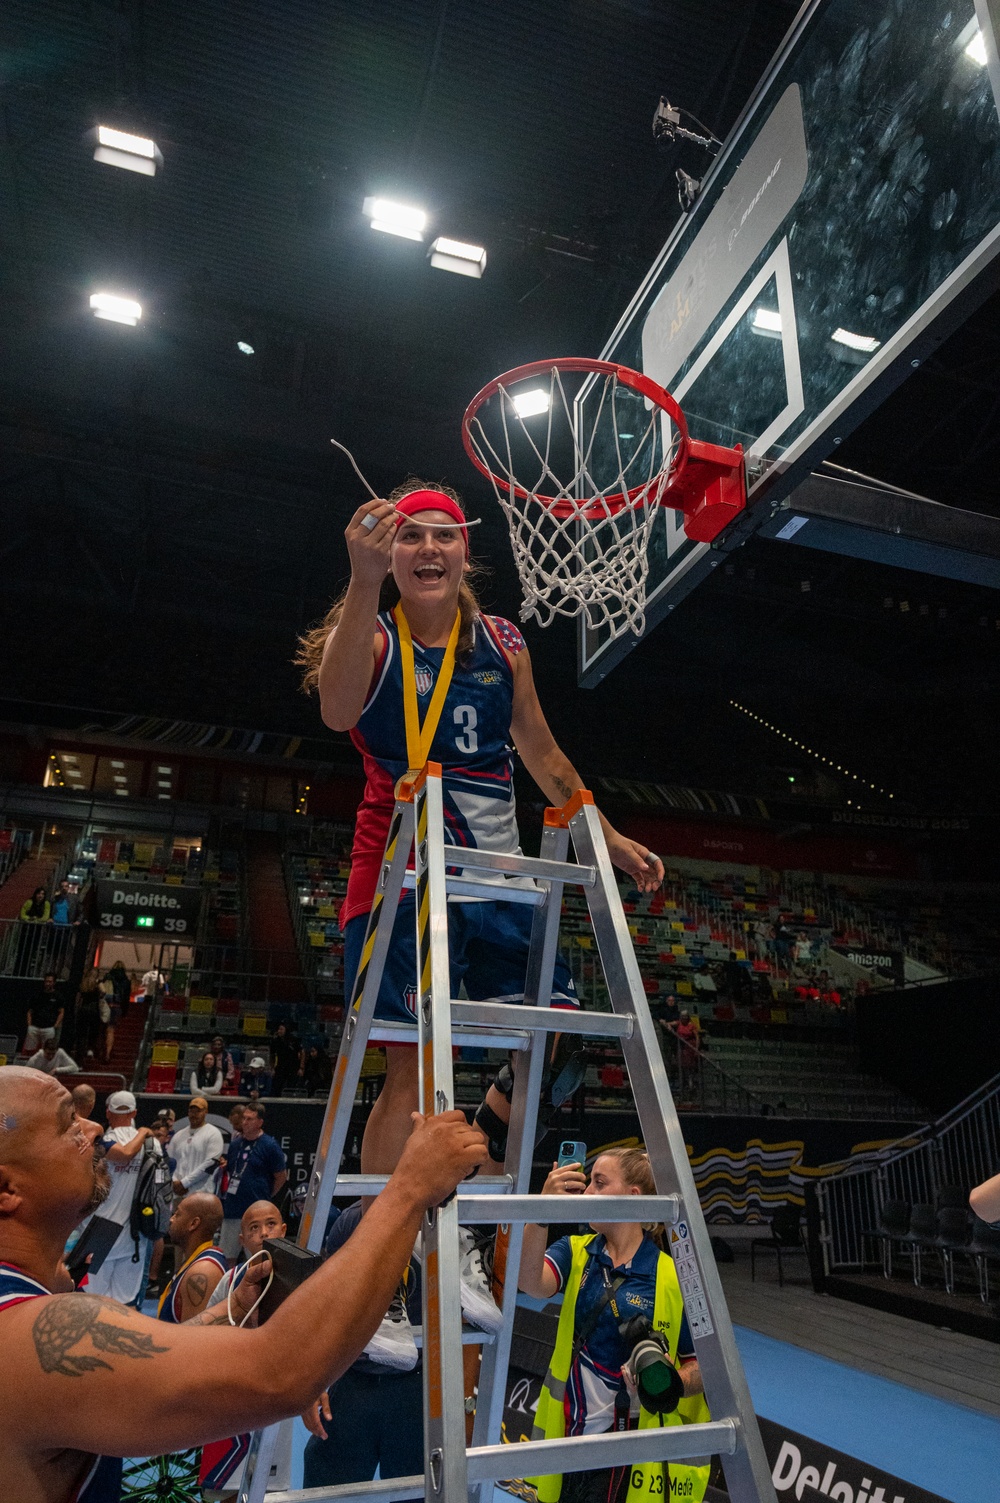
[2,0,1000,814]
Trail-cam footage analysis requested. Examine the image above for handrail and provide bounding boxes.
[131,992,162,1093]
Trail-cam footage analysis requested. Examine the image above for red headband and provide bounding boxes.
[394,490,470,555]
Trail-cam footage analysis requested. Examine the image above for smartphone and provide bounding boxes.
[557,1140,587,1167]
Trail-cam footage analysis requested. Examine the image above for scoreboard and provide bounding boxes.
[95,879,204,938]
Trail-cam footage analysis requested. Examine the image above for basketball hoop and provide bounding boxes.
[462,357,746,639]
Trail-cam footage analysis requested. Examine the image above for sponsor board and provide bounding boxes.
[95,878,203,937]
[760,1418,946,1503]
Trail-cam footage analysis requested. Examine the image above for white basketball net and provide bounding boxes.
[464,365,682,640]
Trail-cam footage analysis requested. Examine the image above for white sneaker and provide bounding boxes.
[459,1227,503,1334]
[365,1286,418,1371]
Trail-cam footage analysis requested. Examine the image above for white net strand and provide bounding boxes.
[466,367,681,640]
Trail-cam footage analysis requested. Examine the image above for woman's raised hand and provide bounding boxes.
[542,1161,587,1196]
[345,499,397,586]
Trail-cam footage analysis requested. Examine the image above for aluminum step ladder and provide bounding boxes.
[240,762,776,1503]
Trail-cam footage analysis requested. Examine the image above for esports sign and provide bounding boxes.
[95,879,203,938]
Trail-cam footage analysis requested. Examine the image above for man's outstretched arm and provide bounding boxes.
[1,1110,485,1459]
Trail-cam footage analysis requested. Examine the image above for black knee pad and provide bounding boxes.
[474,1099,509,1162]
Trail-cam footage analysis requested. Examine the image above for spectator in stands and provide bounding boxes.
[270,1022,300,1096]
[243,1055,273,1098]
[155,1106,177,1135]
[101,964,129,1064]
[302,1198,424,1490]
[226,1102,245,1141]
[170,1096,225,1199]
[141,965,167,1004]
[85,1089,155,1305]
[23,973,64,1054]
[190,1049,224,1096]
[74,968,104,1060]
[220,1102,288,1260]
[71,1082,96,1119]
[774,918,795,973]
[16,887,50,971]
[49,878,80,928]
[671,1010,701,1098]
[970,1173,1000,1225]
[157,1194,226,1323]
[211,1033,236,1085]
[302,1043,333,1097]
[26,1040,79,1074]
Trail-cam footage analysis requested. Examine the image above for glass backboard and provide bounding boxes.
[578,0,1000,685]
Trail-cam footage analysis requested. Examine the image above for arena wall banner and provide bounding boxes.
[830,945,904,988]
[95,878,203,938]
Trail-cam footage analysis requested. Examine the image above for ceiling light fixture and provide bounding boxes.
[237,340,255,355]
[512,388,551,419]
[94,124,161,176]
[90,292,142,326]
[363,196,427,241]
[831,327,880,353]
[965,28,988,65]
[751,307,782,337]
[428,236,487,278]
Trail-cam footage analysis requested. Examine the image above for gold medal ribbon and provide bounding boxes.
[394,603,461,772]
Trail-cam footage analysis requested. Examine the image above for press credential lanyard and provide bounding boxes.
[394,604,460,771]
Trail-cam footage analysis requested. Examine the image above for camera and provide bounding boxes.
[619,1315,684,1416]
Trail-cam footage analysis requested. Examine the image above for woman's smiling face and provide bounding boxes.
[390,510,466,608]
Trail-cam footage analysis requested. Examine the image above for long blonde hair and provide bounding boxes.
[594,1146,665,1249]
[294,478,485,693]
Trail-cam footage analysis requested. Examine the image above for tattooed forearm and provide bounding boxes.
[550,775,575,801]
[185,1303,232,1327]
[32,1296,168,1377]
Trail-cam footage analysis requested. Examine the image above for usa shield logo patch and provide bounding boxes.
[414,667,434,696]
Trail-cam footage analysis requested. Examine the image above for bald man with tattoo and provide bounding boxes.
[0,1066,486,1503]
[157,1194,226,1324]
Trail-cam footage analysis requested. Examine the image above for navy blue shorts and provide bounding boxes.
[343,890,579,1026]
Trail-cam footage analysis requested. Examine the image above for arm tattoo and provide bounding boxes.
[551,776,574,801]
[32,1296,168,1377]
[185,1272,209,1309]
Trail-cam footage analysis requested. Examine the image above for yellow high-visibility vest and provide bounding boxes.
[529,1234,710,1503]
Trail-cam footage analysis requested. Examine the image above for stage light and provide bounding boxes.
[237,341,255,355]
[513,388,551,418]
[429,236,487,278]
[90,292,142,326]
[94,125,160,176]
[831,327,880,353]
[966,28,988,64]
[363,196,427,241]
[751,307,782,337]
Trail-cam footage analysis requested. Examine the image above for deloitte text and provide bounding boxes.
[773,1439,905,1502]
[111,889,182,909]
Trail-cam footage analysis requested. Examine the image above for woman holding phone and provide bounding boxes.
[519,1147,710,1503]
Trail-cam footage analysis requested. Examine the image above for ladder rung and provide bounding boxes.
[264,1420,738,1502]
[452,999,633,1039]
[441,845,596,887]
[412,1326,495,1346]
[456,1193,680,1225]
[402,871,545,905]
[368,1021,532,1051]
[335,1174,513,1197]
[467,1420,738,1480]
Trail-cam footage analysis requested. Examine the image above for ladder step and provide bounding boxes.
[412,1326,496,1347]
[335,1174,513,1197]
[441,844,596,887]
[402,872,544,905]
[264,1420,738,1502]
[452,999,633,1038]
[369,1021,532,1051]
[456,1193,680,1225]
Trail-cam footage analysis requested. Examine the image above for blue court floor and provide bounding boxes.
[733,1325,999,1503]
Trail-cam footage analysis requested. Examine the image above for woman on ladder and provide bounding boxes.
[296,482,663,1346]
[520,1147,709,1503]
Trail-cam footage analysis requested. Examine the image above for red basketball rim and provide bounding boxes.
[461,356,691,518]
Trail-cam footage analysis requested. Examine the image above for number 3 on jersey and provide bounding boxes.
[453,704,478,754]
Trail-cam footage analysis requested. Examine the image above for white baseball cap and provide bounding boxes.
[249,1056,266,1069]
[107,1090,137,1113]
